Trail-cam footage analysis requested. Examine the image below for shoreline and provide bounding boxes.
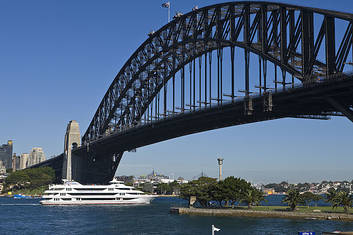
[170,207,353,221]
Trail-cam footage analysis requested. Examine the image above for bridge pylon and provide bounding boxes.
[62,120,81,181]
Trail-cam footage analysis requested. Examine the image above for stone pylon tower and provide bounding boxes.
[62,120,81,180]
[217,157,224,181]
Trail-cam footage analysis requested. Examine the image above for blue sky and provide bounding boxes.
[1,0,352,183]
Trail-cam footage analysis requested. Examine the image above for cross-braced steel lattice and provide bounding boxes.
[83,1,353,144]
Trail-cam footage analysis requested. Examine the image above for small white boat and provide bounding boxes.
[40,178,156,205]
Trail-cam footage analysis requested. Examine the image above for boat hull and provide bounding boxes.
[40,196,155,205]
[40,201,152,205]
[39,198,153,205]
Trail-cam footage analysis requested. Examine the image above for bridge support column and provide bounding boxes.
[244,97,253,115]
[263,92,273,112]
[62,120,81,181]
[326,97,353,123]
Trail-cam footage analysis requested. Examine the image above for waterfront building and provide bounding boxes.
[263,188,276,195]
[160,178,175,184]
[20,153,29,169]
[146,170,170,183]
[28,147,46,166]
[133,171,189,186]
[11,154,21,171]
[0,140,13,169]
[176,177,188,184]
[0,175,5,192]
[0,161,6,175]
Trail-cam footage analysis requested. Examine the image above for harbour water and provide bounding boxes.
[1,197,353,234]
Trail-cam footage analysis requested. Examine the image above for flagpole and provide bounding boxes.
[162,2,171,23]
[168,5,170,23]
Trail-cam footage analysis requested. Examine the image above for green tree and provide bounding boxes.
[332,191,353,213]
[2,167,55,194]
[282,189,304,211]
[180,177,217,207]
[208,183,224,207]
[180,176,257,208]
[169,181,180,195]
[312,193,323,207]
[221,177,251,204]
[301,192,323,208]
[326,188,338,208]
[240,187,265,209]
[156,183,170,195]
[301,192,319,207]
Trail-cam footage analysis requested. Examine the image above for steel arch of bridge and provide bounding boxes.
[82,1,353,143]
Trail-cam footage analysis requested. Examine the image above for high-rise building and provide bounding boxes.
[0,161,6,175]
[20,153,29,169]
[0,140,13,169]
[29,147,46,166]
[12,154,21,171]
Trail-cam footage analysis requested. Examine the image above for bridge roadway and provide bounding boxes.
[33,75,353,184]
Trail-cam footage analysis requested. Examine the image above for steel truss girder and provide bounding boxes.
[326,97,353,122]
[83,1,353,143]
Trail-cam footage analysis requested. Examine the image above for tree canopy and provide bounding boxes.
[180,176,262,208]
[282,189,304,211]
[2,167,55,193]
[326,188,353,213]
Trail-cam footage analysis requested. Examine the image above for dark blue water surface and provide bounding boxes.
[0,197,353,235]
[261,195,330,207]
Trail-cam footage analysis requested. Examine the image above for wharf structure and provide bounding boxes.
[170,207,353,222]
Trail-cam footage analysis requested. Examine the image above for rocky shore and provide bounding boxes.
[170,207,353,221]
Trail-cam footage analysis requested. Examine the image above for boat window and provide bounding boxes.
[74,188,105,191]
[67,193,117,196]
[108,188,114,191]
[118,188,131,190]
[60,193,66,196]
[66,188,72,191]
[81,198,115,200]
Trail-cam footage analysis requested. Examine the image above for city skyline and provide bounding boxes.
[1,0,353,183]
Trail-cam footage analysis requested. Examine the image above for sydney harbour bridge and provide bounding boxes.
[32,1,353,184]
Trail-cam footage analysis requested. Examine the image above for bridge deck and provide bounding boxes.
[32,76,353,184]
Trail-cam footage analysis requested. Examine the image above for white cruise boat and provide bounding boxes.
[40,178,156,205]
